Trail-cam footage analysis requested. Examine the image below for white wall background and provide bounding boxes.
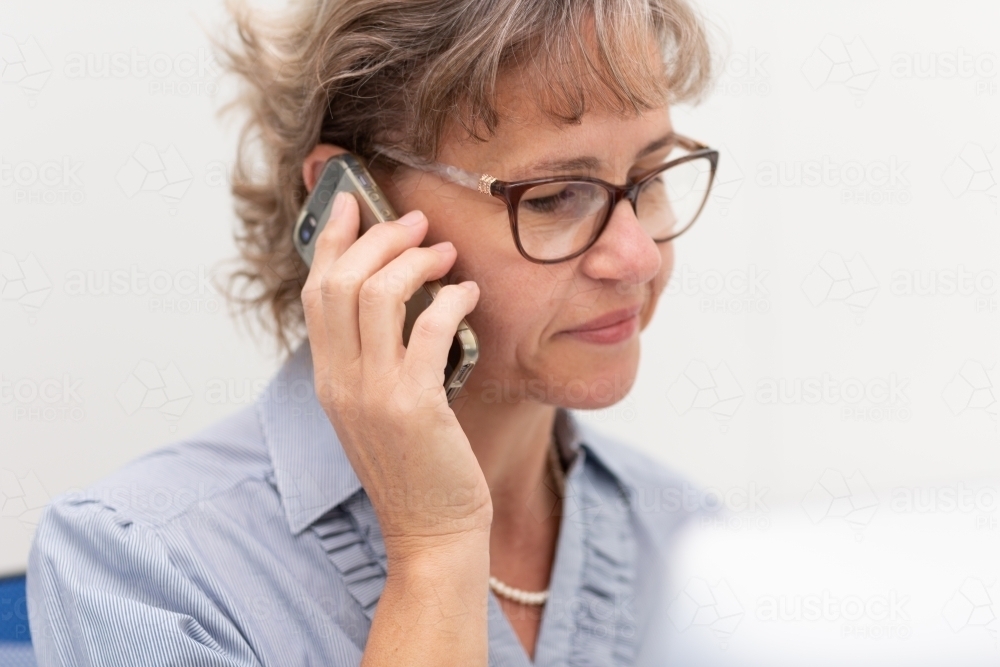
[2,3,998,653]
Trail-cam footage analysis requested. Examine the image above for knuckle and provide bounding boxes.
[316,379,346,408]
[320,269,360,299]
[369,222,403,244]
[358,276,387,306]
[386,392,415,419]
[434,284,471,315]
[302,299,323,327]
[406,245,435,261]
[319,274,340,298]
[300,282,321,307]
[315,221,343,246]
[412,311,444,338]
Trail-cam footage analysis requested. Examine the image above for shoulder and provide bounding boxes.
[40,402,272,534]
[28,402,275,622]
[26,403,279,666]
[574,418,707,544]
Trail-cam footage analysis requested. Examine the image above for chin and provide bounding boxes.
[472,324,642,408]
[549,336,641,410]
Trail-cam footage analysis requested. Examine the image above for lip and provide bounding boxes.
[559,304,643,345]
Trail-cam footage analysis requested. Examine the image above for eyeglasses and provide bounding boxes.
[370,133,719,264]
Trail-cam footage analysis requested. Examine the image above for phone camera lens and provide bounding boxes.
[299,214,317,244]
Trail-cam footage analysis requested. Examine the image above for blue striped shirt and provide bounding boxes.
[26,342,698,666]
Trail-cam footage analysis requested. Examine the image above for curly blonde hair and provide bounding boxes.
[212,0,717,353]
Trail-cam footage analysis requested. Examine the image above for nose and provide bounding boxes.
[577,199,662,287]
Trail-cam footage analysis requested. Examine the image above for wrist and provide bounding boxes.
[386,527,491,578]
[366,528,491,667]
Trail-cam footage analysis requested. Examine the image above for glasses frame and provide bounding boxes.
[371,133,719,264]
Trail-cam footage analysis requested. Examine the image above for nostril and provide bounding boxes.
[615,275,644,295]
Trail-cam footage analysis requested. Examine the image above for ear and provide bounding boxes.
[302,144,350,192]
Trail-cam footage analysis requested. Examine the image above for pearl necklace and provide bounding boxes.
[488,435,566,607]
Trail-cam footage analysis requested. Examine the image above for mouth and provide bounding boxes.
[559,304,643,345]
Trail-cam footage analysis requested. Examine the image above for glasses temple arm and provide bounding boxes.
[370,144,488,194]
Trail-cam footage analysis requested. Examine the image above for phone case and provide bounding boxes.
[293,154,479,404]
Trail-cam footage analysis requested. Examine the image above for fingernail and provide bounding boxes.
[397,210,424,226]
[460,280,478,293]
[430,241,453,253]
[329,192,346,220]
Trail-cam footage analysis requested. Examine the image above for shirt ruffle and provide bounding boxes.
[568,457,639,666]
[310,489,387,621]
[309,458,639,665]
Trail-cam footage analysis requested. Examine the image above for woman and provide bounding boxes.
[27,0,718,664]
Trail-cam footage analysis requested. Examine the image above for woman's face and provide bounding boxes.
[377,83,675,411]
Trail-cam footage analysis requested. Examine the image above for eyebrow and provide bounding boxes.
[519,130,678,178]
[636,131,678,159]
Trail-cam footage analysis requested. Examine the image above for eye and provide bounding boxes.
[523,195,560,213]
[521,184,584,214]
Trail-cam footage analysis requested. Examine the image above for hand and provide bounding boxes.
[301,188,492,563]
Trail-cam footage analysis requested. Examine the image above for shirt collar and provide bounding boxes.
[257,342,360,535]
[257,341,632,536]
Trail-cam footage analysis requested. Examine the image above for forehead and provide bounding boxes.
[442,98,674,181]
[439,29,674,179]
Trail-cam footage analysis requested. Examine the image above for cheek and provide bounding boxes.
[419,198,542,359]
[455,258,544,352]
[640,242,674,330]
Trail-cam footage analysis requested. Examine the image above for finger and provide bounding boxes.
[399,281,480,391]
[320,208,429,360]
[357,241,457,375]
[302,192,362,368]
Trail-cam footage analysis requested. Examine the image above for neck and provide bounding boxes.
[454,393,558,523]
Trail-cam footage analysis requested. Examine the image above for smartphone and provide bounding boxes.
[293,153,479,405]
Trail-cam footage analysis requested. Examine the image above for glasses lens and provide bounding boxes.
[636,156,714,241]
[516,181,610,261]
